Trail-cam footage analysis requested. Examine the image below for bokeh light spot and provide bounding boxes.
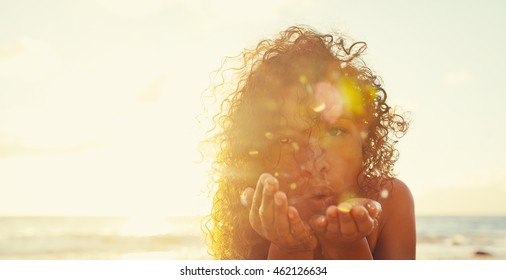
[264,131,274,140]
[380,189,389,199]
[291,142,300,151]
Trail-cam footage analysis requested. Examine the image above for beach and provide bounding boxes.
[1,216,505,260]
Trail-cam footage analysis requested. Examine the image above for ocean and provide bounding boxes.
[416,216,506,259]
[1,216,505,260]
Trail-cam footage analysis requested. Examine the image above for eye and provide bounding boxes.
[328,127,345,136]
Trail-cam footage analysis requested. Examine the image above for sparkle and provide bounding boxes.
[289,183,297,190]
[248,150,259,156]
[364,85,377,103]
[360,131,368,140]
[337,202,352,213]
[312,102,326,112]
[291,142,300,151]
[380,189,389,199]
[264,131,274,140]
[274,172,279,177]
[299,75,308,84]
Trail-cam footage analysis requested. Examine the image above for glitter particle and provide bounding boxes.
[337,202,352,213]
[291,142,300,151]
[312,102,326,112]
[360,131,368,140]
[289,183,297,190]
[299,75,308,84]
[274,172,279,177]
[264,132,274,140]
[248,150,259,156]
[380,189,389,199]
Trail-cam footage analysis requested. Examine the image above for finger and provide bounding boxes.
[259,176,279,229]
[337,202,357,237]
[273,191,290,237]
[325,205,340,234]
[288,206,313,242]
[348,198,382,219]
[249,173,271,227]
[351,205,374,235]
[309,215,327,234]
[240,187,255,207]
[365,200,382,219]
[373,217,379,229]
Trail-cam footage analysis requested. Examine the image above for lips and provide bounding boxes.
[307,186,336,205]
[289,185,336,206]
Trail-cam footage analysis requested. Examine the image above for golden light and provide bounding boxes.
[96,0,164,17]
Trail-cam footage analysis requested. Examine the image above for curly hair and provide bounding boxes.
[201,25,408,259]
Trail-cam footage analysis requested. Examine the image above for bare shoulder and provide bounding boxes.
[380,178,414,215]
[373,178,416,259]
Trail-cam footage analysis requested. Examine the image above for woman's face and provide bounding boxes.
[261,85,366,222]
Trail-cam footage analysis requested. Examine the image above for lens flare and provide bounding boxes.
[339,77,364,116]
[314,81,343,124]
[380,189,389,199]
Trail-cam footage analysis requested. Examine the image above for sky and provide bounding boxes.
[1,0,505,216]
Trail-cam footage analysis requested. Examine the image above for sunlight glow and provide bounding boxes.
[96,0,164,17]
[120,216,171,236]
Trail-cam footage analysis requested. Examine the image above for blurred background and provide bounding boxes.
[1,0,505,259]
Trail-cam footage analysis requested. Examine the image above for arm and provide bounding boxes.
[372,179,416,259]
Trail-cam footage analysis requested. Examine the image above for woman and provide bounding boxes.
[203,25,415,259]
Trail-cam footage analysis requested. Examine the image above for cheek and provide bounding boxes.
[329,145,363,172]
[325,143,364,190]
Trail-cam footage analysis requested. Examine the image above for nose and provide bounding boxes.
[298,138,330,177]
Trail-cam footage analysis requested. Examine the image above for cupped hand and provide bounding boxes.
[241,173,318,253]
[309,198,382,246]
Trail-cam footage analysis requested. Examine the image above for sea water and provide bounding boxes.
[1,216,505,259]
[0,216,210,260]
[416,216,506,259]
